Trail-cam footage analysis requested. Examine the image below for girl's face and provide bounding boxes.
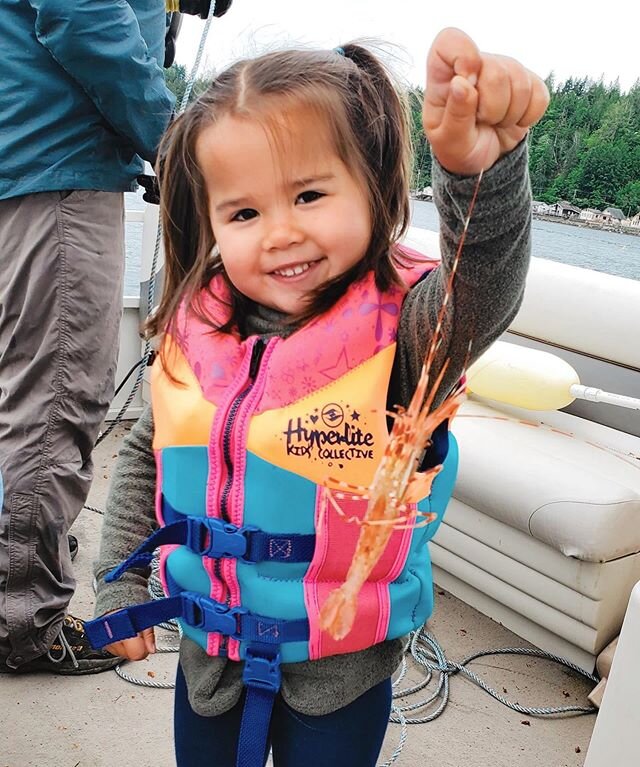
[196,108,372,315]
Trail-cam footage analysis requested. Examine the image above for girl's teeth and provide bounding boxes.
[276,262,311,277]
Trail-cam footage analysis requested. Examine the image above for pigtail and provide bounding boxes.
[340,42,413,281]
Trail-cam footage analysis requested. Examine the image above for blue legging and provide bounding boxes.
[174,664,392,767]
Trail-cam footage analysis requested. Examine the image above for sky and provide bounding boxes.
[174,1,638,93]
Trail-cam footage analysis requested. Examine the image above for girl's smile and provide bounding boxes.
[269,256,324,281]
[196,108,372,315]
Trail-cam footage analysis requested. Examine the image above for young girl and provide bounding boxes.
[89,27,548,767]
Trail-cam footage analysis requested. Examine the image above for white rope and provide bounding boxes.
[377,627,597,766]
[179,1,216,112]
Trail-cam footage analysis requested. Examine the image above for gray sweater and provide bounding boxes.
[94,141,532,717]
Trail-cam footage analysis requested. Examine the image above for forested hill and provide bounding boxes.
[165,65,640,217]
[410,77,640,216]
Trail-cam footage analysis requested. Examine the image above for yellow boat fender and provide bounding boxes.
[466,341,640,411]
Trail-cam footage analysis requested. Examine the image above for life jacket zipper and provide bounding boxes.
[215,337,267,654]
[220,338,266,520]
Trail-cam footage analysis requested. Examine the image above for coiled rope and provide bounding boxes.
[379,628,596,766]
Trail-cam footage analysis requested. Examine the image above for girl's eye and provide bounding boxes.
[232,208,258,222]
[297,190,324,204]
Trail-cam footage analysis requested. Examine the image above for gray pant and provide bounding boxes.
[0,190,124,667]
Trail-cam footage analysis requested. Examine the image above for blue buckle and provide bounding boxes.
[186,517,250,559]
[181,593,246,638]
[243,648,282,692]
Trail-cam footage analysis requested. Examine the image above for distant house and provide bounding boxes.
[549,201,581,218]
[603,207,625,221]
[413,185,433,201]
[622,211,640,229]
[532,200,551,214]
[580,207,605,222]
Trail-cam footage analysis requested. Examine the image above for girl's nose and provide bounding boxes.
[262,214,304,251]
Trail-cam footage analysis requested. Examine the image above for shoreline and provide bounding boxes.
[411,197,640,238]
[532,213,640,237]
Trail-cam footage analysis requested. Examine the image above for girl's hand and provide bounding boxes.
[105,625,156,661]
[423,28,549,175]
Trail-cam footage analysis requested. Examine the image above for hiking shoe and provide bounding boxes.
[0,615,122,675]
[68,533,78,561]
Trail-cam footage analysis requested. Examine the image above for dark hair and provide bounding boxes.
[147,42,413,340]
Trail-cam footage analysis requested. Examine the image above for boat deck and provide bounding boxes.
[3,423,596,767]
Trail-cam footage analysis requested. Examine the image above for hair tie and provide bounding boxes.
[333,47,345,57]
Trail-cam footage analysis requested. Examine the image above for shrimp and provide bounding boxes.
[318,171,483,641]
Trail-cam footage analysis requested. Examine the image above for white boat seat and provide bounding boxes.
[452,399,640,563]
[432,397,640,672]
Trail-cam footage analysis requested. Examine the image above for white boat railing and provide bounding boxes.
[108,206,157,420]
[584,581,640,766]
[125,210,145,224]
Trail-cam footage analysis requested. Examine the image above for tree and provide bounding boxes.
[407,88,432,190]
[164,63,213,108]
[617,181,640,217]
[165,63,188,106]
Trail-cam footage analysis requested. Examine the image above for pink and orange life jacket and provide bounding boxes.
[86,249,458,673]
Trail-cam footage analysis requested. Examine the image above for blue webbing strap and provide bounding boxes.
[85,594,187,648]
[85,591,309,650]
[104,521,201,582]
[237,645,281,767]
[105,514,316,583]
[162,499,316,564]
[243,529,316,564]
[241,613,309,644]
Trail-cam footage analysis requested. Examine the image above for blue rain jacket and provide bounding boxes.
[1,0,175,200]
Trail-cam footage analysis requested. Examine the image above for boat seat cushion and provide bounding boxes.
[451,399,640,563]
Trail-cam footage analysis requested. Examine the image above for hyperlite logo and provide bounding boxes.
[283,403,375,463]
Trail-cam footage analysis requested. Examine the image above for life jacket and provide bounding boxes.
[86,248,459,765]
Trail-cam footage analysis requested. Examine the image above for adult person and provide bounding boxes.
[0,0,175,675]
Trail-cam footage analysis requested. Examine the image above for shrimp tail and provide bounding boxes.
[318,585,358,640]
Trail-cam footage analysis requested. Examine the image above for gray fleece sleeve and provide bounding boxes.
[390,139,532,410]
[93,405,158,616]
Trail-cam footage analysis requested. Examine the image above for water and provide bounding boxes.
[123,195,640,295]
[410,200,640,281]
